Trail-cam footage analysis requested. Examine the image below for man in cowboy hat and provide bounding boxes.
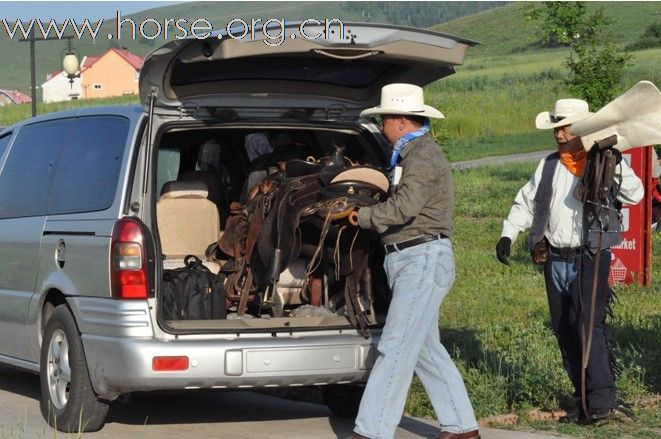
[496,98,644,422]
[348,83,480,439]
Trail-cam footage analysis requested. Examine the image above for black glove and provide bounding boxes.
[496,237,511,266]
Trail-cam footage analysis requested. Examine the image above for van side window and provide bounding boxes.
[0,119,72,219]
[0,133,10,158]
[49,116,130,215]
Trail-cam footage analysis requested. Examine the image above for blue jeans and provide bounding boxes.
[354,238,478,439]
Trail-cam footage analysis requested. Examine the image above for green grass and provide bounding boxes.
[435,2,661,57]
[515,406,661,439]
[0,94,139,127]
[403,163,661,438]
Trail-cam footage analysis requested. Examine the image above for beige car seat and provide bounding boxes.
[156,181,221,272]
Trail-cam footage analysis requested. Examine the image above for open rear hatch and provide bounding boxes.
[144,23,477,334]
[139,22,478,115]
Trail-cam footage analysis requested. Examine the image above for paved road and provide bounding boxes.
[451,150,555,170]
[0,365,568,439]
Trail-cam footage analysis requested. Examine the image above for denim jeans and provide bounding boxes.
[354,238,478,439]
[544,249,616,410]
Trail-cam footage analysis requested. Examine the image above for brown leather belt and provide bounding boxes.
[549,245,582,260]
[384,233,448,254]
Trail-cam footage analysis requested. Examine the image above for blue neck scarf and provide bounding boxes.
[389,119,430,169]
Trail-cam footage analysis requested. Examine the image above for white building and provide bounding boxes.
[41,68,83,103]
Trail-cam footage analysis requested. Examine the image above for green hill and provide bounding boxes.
[0,1,503,94]
[435,1,661,57]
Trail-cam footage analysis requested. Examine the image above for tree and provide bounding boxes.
[528,2,630,109]
[565,41,630,108]
[526,2,610,48]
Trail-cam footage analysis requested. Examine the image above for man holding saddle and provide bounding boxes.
[349,83,480,439]
[496,98,644,423]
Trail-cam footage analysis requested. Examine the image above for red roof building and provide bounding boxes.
[0,89,31,105]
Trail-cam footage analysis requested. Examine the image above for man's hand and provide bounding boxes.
[496,237,511,265]
[348,209,359,226]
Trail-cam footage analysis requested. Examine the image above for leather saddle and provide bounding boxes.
[212,153,388,336]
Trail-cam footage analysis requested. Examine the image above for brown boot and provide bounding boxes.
[438,430,481,439]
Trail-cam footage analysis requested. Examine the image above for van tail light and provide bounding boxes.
[111,218,148,299]
[152,356,189,371]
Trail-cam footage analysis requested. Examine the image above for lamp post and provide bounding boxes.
[19,31,79,117]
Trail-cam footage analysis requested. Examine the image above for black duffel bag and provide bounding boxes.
[162,255,226,320]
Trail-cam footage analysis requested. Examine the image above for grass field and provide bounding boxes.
[401,163,661,438]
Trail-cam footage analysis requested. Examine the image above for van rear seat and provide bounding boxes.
[156,181,221,273]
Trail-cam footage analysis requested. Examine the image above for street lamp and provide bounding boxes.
[62,39,80,88]
[19,31,80,117]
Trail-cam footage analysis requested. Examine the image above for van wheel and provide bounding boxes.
[40,305,109,432]
[322,384,365,418]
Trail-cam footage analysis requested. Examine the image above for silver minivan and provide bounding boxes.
[0,22,474,432]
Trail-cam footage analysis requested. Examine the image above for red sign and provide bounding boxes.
[609,146,653,286]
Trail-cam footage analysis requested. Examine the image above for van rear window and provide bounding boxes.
[170,56,391,88]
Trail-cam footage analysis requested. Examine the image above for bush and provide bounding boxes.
[626,23,661,51]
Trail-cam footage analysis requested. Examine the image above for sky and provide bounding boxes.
[0,1,181,21]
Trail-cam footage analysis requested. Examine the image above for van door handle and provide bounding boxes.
[56,240,66,268]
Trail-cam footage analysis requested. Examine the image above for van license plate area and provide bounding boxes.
[246,346,356,373]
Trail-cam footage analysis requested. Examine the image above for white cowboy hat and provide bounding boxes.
[360,83,444,119]
[535,98,593,129]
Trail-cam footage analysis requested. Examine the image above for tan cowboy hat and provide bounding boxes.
[360,83,444,119]
[535,98,593,129]
[571,81,661,152]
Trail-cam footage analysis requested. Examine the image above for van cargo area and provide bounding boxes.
[153,123,391,334]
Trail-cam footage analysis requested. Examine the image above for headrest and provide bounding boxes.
[160,180,209,199]
[197,139,221,172]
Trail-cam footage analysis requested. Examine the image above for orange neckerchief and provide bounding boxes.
[560,148,587,176]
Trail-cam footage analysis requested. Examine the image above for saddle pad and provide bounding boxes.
[330,167,389,192]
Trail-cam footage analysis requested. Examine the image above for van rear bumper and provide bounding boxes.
[82,333,378,400]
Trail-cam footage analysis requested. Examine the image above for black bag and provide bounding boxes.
[162,255,227,320]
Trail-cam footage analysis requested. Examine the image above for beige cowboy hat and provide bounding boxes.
[535,98,594,129]
[360,83,444,119]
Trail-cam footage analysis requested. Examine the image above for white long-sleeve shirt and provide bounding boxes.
[501,155,644,249]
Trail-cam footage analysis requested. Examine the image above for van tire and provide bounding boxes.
[40,305,109,432]
[322,384,365,418]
